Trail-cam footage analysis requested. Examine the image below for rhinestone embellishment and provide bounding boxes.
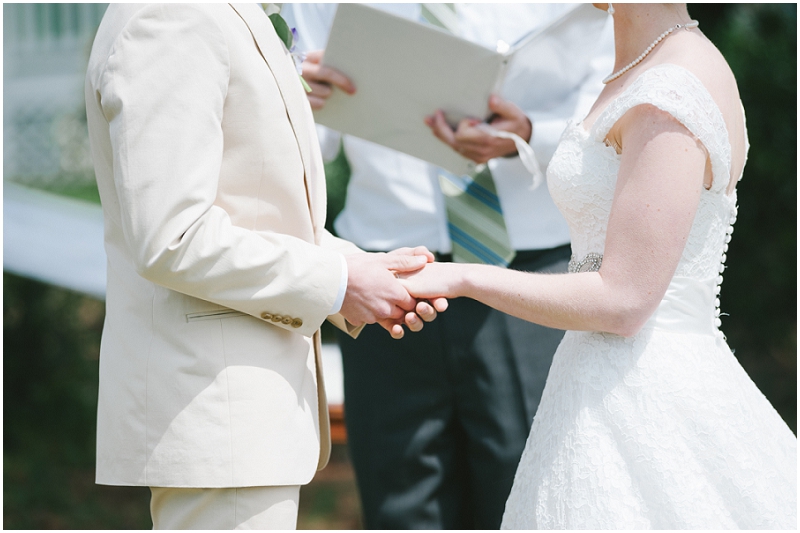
[568,252,603,273]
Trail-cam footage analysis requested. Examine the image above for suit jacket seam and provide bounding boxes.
[144,286,156,486]
[219,318,235,486]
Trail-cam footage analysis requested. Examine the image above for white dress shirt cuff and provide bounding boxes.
[329,254,348,315]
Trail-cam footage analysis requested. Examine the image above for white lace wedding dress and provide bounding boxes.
[501,64,797,529]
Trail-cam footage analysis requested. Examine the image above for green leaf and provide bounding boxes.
[268,13,293,50]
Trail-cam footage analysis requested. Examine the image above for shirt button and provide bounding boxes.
[291,318,303,328]
[261,312,272,320]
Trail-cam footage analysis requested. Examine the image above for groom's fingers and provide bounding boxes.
[378,319,405,339]
[411,246,436,262]
[382,253,428,274]
[388,246,435,263]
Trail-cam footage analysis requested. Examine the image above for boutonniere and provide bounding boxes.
[263,4,312,93]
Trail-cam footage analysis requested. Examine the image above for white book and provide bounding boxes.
[313,3,608,176]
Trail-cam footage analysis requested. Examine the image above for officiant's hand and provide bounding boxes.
[425,95,532,164]
[301,50,356,110]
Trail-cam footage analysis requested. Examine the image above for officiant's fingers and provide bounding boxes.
[426,110,457,149]
[303,62,356,95]
[454,123,514,163]
[307,80,334,99]
[308,94,328,111]
[305,50,324,64]
[319,66,356,94]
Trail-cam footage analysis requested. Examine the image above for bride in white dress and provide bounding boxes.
[403,3,796,529]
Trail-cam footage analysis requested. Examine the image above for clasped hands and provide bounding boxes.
[339,247,449,339]
[304,50,533,337]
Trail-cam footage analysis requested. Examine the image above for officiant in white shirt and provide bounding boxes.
[283,3,614,528]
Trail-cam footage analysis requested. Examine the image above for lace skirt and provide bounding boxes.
[501,328,797,529]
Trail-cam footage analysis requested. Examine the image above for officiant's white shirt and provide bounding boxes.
[283,3,614,253]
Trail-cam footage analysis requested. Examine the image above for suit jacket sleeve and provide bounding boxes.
[92,4,343,338]
[316,228,367,338]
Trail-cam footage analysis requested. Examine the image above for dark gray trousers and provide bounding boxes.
[337,244,570,529]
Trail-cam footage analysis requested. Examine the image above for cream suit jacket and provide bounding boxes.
[85,3,362,488]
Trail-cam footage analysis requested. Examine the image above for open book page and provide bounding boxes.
[314,3,505,176]
[314,3,609,176]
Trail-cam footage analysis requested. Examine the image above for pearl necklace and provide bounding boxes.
[603,20,699,84]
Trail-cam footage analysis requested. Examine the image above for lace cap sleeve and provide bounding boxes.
[593,64,733,193]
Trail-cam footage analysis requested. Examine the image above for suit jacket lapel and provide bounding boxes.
[229,3,325,240]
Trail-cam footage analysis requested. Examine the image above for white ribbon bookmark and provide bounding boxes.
[477,123,544,190]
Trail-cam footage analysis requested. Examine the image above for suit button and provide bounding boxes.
[281,316,292,325]
[271,315,283,322]
[291,318,303,328]
[261,312,272,320]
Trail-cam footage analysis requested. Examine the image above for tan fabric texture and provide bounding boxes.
[85,3,361,488]
[150,485,300,530]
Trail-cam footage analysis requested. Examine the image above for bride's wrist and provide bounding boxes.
[455,263,481,298]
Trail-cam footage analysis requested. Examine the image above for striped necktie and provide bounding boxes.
[421,4,516,266]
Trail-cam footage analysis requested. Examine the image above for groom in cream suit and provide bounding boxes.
[85,4,439,529]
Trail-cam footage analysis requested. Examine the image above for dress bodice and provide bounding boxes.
[547,64,747,333]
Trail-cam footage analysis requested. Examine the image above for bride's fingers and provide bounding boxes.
[416,301,437,322]
[431,297,449,313]
[404,311,424,333]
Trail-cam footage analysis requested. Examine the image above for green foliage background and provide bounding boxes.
[4,4,796,529]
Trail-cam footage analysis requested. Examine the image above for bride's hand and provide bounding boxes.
[386,246,449,333]
[397,262,464,300]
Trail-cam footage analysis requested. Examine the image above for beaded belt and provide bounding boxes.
[568,252,603,273]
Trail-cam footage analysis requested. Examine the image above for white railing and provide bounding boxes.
[4,4,108,182]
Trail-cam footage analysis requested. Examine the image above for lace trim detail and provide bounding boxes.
[568,252,603,273]
[592,64,733,194]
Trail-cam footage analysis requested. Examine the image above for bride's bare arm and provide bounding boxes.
[402,105,709,337]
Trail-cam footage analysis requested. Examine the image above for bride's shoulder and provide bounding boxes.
[655,32,742,112]
[655,32,746,164]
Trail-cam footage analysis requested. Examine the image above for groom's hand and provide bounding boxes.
[340,252,428,339]
[387,247,449,334]
[301,50,356,110]
[425,95,532,163]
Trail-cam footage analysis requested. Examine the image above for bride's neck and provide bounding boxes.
[611,4,693,71]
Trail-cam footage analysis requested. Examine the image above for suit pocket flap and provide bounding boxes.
[186,309,247,322]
